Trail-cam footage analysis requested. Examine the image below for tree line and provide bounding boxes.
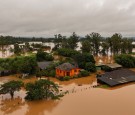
[0,32,134,56]
[53,32,134,56]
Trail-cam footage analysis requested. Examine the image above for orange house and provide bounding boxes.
[56,63,80,78]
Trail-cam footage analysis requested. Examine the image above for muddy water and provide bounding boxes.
[95,56,114,64]
[1,75,135,115]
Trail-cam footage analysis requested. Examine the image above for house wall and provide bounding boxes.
[56,68,80,77]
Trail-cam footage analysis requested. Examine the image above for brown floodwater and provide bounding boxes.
[1,74,135,115]
[95,56,114,64]
[0,56,134,115]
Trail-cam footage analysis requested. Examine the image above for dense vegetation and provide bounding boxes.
[73,53,96,71]
[1,32,133,56]
[36,50,54,61]
[0,32,135,76]
[114,54,135,68]
[0,56,37,74]
[57,48,80,57]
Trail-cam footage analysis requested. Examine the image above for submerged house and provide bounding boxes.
[56,63,80,77]
[97,69,135,87]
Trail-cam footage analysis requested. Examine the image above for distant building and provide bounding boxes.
[56,63,80,77]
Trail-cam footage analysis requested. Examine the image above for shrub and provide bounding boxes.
[78,70,90,77]
[58,76,70,81]
[85,62,96,72]
[63,76,70,81]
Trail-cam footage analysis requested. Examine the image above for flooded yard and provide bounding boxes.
[1,74,135,115]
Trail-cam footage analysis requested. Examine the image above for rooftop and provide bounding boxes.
[56,63,76,71]
[37,61,52,70]
[105,63,122,69]
[97,69,135,86]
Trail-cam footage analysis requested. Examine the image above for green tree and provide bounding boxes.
[81,40,92,53]
[111,33,122,55]
[73,53,95,69]
[86,32,101,55]
[101,41,109,56]
[53,34,63,50]
[36,50,54,61]
[114,54,135,68]
[25,79,59,100]
[0,80,23,99]
[14,43,22,55]
[78,70,90,77]
[68,32,79,50]
[57,48,80,57]
[10,56,37,74]
[85,62,96,72]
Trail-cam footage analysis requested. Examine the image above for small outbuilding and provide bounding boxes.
[37,61,53,70]
[97,69,135,86]
[56,62,80,77]
[105,63,122,70]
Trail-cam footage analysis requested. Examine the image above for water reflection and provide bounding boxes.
[25,100,61,115]
[95,56,114,64]
[0,96,25,115]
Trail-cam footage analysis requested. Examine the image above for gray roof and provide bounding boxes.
[97,69,135,86]
[37,61,52,69]
[56,63,76,71]
[105,63,122,69]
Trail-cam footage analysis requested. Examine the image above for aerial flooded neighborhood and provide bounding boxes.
[1,0,135,115]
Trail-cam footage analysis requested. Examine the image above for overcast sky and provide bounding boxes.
[0,0,135,37]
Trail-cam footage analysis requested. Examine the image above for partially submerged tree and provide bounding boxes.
[81,40,92,53]
[0,80,23,99]
[25,79,60,100]
[86,32,101,55]
[14,43,22,55]
[68,32,79,50]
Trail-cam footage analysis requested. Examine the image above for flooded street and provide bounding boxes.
[1,75,135,115]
